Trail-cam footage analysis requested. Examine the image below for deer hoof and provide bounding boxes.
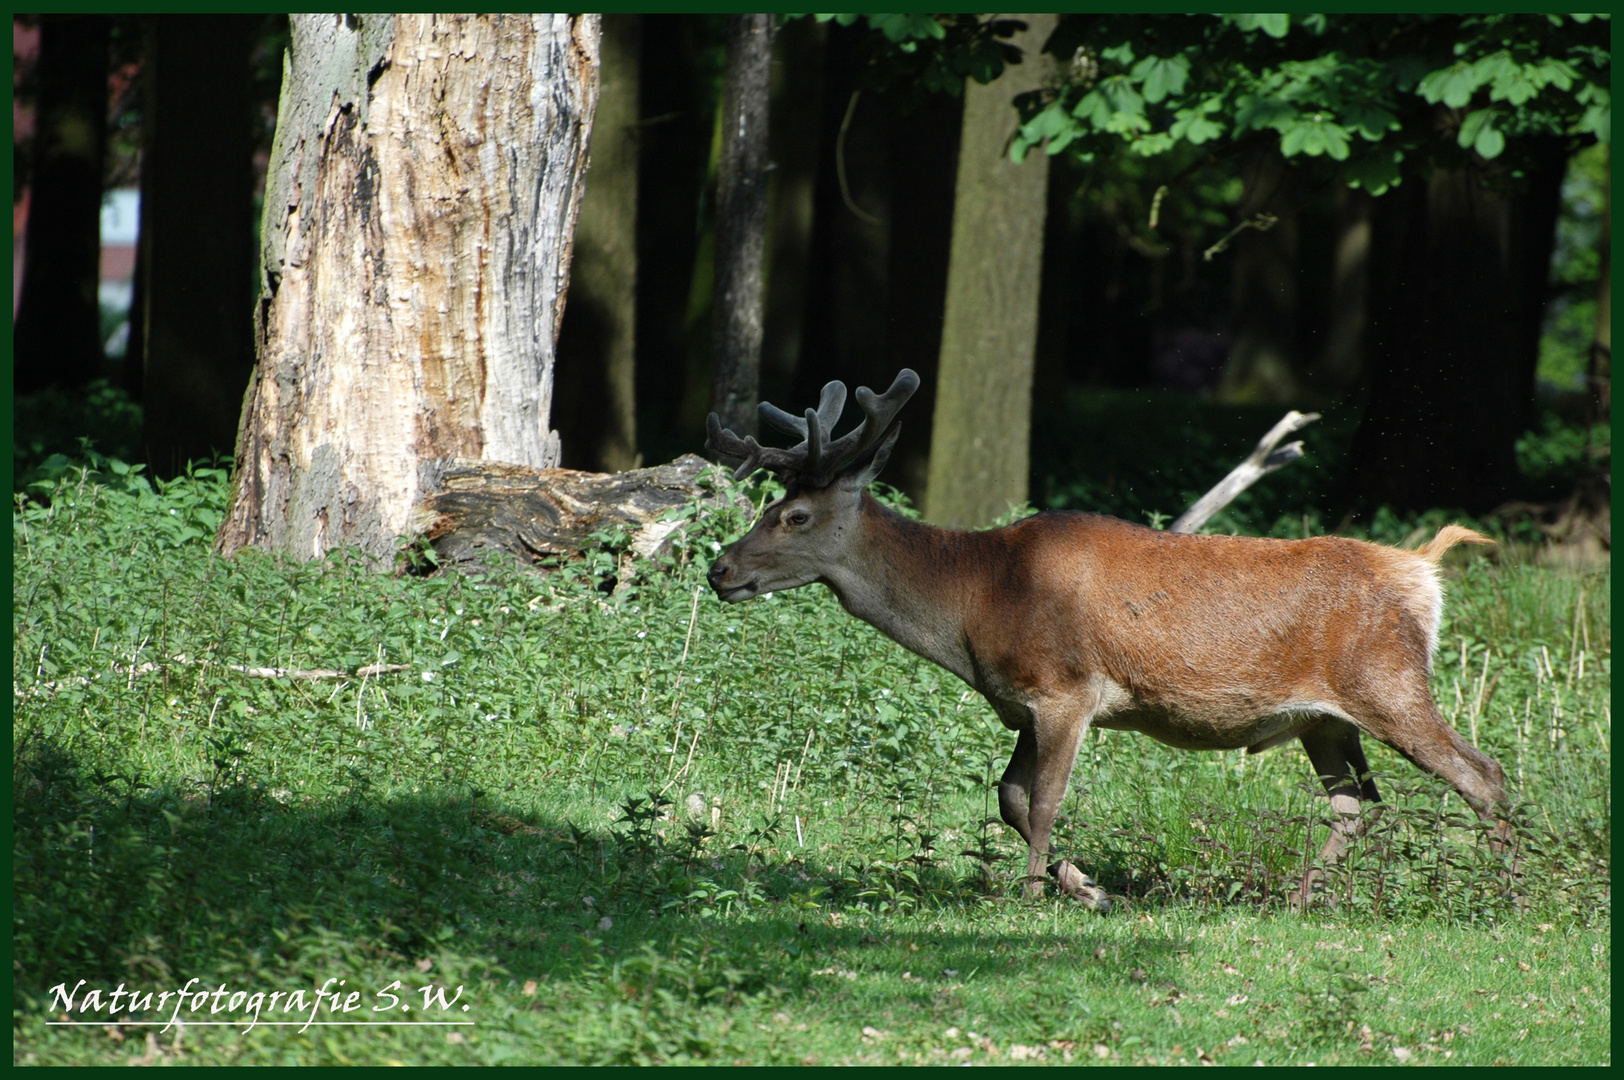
[1051,861,1111,911]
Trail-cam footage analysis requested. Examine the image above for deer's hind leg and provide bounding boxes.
[1352,678,1513,858]
[1296,717,1384,906]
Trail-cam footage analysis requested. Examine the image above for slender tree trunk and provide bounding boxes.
[795,30,892,411]
[1217,148,1301,404]
[1350,139,1568,513]
[1587,154,1610,424]
[1315,183,1373,394]
[760,15,826,400]
[632,16,720,459]
[709,13,774,439]
[217,14,599,561]
[555,13,640,472]
[925,13,1056,528]
[13,14,108,395]
[139,15,255,478]
[878,89,963,501]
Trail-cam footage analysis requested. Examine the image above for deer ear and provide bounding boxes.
[838,423,901,491]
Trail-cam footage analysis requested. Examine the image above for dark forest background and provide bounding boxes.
[10,13,1611,544]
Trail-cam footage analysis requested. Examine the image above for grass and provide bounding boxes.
[11,461,1611,1065]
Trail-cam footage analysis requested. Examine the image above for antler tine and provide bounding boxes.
[759,379,846,445]
[706,412,758,479]
[707,412,812,480]
[759,401,808,441]
[814,368,920,481]
[804,406,825,476]
[710,374,913,485]
[813,380,846,440]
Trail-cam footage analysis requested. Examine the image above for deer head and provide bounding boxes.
[704,369,919,602]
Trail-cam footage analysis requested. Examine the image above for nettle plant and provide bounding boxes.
[1010,14,1609,194]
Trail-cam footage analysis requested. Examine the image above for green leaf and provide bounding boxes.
[1343,146,1404,196]
[1473,122,1505,159]
[1417,62,1484,108]
[1340,100,1400,141]
[1100,43,1135,65]
[1232,13,1291,38]
[1131,55,1190,104]
[1098,75,1146,117]
[870,13,944,43]
[1020,100,1071,142]
[1071,89,1110,127]
[1234,95,1296,133]
[1575,98,1610,143]
[1456,106,1509,157]
[1129,131,1176,156]
[1170,107,1225,144]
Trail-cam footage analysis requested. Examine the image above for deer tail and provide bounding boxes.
[1416,524,1495,564]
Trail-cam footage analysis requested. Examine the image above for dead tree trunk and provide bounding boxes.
[217,14,599,561]
[709,13,775,439]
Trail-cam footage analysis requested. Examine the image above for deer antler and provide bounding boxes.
[706,369,920,485]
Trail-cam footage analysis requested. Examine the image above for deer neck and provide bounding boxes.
[818,492,983,684]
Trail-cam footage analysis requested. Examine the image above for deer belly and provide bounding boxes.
[1093,702,1320,752]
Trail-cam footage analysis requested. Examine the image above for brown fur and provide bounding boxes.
[709,489,1509,908]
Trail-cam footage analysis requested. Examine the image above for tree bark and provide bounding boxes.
[420,453,742,573]
[13,14,108,395]
[554,13,640,473]
[217,14,599,562]
[1314,184,1373,394]
[1350,139,1567,513]
[1587,154,1610,424]
[925,13,1057,529]
[709,13,775,439]
[760,15,826,399]
[632,16,721,459]
[139,15,256,478]
[1217,148,1302,404]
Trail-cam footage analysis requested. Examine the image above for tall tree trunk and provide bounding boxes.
[1315,184,1373,395]
[217,14,599,561]
[1217,148,1302,404]
[555,13,640,473]
[1587,154,1610,424]
[925,13,1056,528]
[877,89,963,501]
[709,13,774,439]
[139,15,255,478]
[795,30,892,412]
[1349,138,1568,513]
[760,15,826,402]
[632,16,722,461]
[13,14,108,395]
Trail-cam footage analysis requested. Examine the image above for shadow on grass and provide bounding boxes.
[13,735,1192,1023]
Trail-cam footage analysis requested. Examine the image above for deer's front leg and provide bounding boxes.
[1024,709,1109,910]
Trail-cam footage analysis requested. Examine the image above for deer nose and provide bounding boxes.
[706,560,729,590]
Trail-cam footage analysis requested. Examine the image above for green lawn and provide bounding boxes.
[12,465,1610,1065]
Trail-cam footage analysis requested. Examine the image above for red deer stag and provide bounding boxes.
[705,370,1506,909]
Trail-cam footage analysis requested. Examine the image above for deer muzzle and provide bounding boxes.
[706,555,759,603]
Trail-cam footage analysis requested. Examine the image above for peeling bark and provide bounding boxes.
[218,14,600,561]
[419,453,743,572]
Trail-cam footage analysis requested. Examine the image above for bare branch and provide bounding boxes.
[1169,410,1321,534]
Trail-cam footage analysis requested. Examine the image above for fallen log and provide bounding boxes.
[416,452,744,572]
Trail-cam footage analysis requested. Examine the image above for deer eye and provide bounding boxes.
[786,509,811,527]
